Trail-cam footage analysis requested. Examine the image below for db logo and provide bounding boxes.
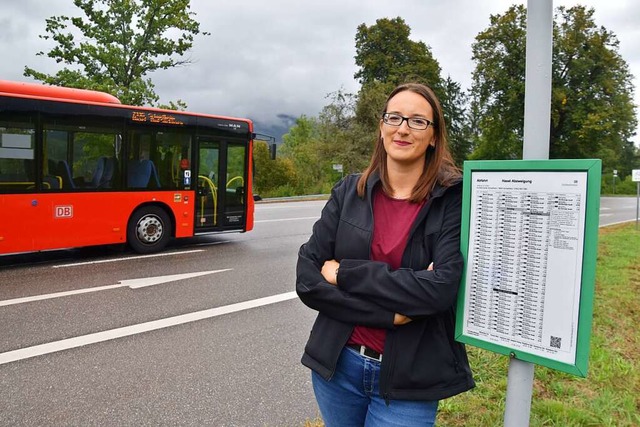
[55,205,74,218]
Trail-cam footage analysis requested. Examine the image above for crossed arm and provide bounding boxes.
[320,259,434,326]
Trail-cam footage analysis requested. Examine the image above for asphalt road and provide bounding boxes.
[0,200,326,426]
[599,195,639,226]
[0,196,636,426]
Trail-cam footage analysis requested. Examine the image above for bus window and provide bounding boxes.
[43,124,122,190]
[0,120,36,192]
[156,131,191,190]
[127,130,191,190]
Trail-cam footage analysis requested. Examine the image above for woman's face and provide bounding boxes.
[379,90,435,168]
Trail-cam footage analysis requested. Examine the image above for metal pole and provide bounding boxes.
[505,1,553,425]
[505,357,536,426]
[522,0,553,161]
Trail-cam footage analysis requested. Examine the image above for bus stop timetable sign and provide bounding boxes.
[455,159,601,377]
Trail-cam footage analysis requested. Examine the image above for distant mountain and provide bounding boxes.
[251,114,298,144]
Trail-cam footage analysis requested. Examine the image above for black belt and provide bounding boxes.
[347,344,383,362]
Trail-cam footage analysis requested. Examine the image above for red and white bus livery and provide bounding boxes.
[0,80,255,254]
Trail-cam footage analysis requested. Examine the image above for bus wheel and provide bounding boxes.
[127,206,172,254]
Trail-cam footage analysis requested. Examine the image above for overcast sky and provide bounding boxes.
[3,0,639,144]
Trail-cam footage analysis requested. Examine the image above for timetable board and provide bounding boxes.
[455,160,601,377]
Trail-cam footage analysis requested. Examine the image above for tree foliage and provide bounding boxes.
[354,17,441,88]
[441,76,473,167]
[252,141,297,196]
[316,89,370,174]
[469,5,527,160]
[279,115,335,193]
[551,6,637,176]
[470,5,637,174]
[24,0,209,107]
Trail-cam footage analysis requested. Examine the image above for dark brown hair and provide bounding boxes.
[356,83,461,202]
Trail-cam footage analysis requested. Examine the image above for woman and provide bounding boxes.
[296,83,474,426]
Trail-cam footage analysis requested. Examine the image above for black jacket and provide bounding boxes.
[296,172,474,401]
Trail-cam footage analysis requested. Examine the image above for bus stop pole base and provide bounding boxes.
[504,358,535,426]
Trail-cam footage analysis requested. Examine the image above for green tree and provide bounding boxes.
[441,76,473,167]
[24,0,209,106]
[316,89,375,174]
[280,115,332,193]
[316,90,356,173]
[469,5,527,160]
[470,5,637,172]
[551,6,637,176]
[354,17,441,88]
[252,141,297,196]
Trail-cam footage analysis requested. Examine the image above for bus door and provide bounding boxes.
[195,138,247,231]
[223,141,247,228]
[195,139,220,229]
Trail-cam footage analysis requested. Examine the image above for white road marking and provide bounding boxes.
[599,213,613,217]
[120,269,231,289]
[52,249,205,268]
[0,270,231,307]
[0,291,298,365]
[255,216,318,223]
[0,284,124,307]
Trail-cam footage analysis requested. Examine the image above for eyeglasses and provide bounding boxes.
[382,113,434,130]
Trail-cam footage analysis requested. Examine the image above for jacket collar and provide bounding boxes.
[365,171,381,201]
[365,170,462,202]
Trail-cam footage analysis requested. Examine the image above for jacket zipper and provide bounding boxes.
[382,332,396,405]
[369,185,394,402]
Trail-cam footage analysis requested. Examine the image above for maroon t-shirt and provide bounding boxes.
[347,188,425,354]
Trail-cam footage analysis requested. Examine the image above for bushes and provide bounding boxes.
[601,174,639,195]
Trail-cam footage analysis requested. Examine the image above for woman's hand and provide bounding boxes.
[394,313,412,325]
[394,263,431,325]
[321,259,340,285]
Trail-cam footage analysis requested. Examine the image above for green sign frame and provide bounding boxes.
[455,159,601,377]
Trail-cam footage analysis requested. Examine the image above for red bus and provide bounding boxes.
[0,80,254,254]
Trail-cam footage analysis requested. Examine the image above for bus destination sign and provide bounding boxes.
[131,111,185,126]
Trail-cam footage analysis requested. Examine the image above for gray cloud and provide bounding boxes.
[2,0,638,144]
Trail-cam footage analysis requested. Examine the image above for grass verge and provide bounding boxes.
[305,223,640,426]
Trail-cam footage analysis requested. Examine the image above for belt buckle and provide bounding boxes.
[358,345,382,362]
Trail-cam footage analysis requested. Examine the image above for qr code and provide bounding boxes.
[550,336,562,349]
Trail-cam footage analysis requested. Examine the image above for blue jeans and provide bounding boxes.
[312,346,439,427]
